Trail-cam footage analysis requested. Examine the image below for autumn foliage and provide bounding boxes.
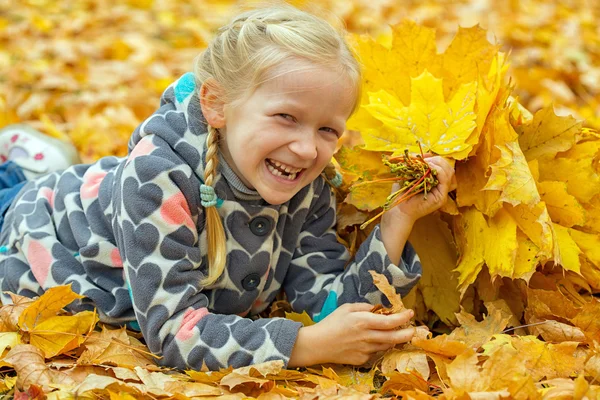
[1,0,600,398]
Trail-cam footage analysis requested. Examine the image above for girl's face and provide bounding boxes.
[219,60,356,205]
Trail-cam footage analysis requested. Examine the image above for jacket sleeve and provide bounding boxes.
[113,149,301,371]
[282,179,422,322]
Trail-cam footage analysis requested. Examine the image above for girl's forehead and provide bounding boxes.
[258,62,354,98]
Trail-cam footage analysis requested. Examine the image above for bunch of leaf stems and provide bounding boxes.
[358,150,438,230]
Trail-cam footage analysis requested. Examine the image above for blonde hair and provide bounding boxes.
[194,5,361,286]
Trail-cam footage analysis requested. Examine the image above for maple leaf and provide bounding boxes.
[17,285,84,331]
[412,308,508,359]
[408,213,460,325]
[380,371,429,395]
[552,224,582,274]
[346,181,394,212]
[484,140,541,207]
[527,317,586,342]
[78,326,157,368]
[483,335,586,381]
[516,107,581,161]
[570,299,600,343]
[454,207,520,289]
[3,344,76,391]
[285,311,315,326]
[380,349,430,379]
[369,271,407,315]
[0,294,34,332]
[324,365,376,393]
[538,181,586,227]
[505,202,554,262]
[28,311,98,358]
[455,98,519,216]
[538,139,600,204]
[334,145,390,182]
[219,360,283,397]
[363,72,477,159]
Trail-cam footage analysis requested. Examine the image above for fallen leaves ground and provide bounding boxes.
[1,0,600,398]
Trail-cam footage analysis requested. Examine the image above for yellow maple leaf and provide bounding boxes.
[484,140,541,207]
[18,285,84,331]
[454,207,520,289]
[552,224,582,274]
[345,181,393,212]
[445,349,484,393]
[381,349,430,379]
[29,311,98,358]
[409,213,460,325]
[517,107,581,161]
[479,341,540,399]
[440,25,502,99]
[334,145,389,182]
[505,202,553,260]
[451,309,510,350]
[347,20,439,137]
[285,311,315,327]
[483,335,585,381]
[538,140,600,204]
[363,71,477,158]
[455,101,518,216]
[471,54,509,147]
[538,181,586,227]
[582,195,600,234]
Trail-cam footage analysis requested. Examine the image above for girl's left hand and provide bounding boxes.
[386,156,456,224]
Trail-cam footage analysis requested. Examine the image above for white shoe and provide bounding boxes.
[0,124,80,180]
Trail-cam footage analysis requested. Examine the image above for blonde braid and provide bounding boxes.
[200,125,227,286]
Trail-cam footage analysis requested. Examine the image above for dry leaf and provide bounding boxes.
[3,344,75,391]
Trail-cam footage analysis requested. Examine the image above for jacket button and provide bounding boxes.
[249,216,271,236]
[241,273,261,290]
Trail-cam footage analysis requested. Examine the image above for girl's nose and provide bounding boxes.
[288,133,318,160]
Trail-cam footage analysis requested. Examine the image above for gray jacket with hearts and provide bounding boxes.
[0,73,422,370]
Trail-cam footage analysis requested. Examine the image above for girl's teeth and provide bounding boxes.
[266,159,300,180]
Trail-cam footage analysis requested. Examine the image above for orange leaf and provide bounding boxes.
[18,285,84,331]
[369,271,406,314]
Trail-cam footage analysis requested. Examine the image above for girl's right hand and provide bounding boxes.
[288,303,415,367]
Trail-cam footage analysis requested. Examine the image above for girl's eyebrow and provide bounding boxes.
[266,97,306,112]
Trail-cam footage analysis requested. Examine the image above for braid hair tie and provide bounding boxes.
[200,184,218,208]
[330,171,343,188]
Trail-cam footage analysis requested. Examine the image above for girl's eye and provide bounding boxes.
[320,127,340,137]
[277,113,296,122]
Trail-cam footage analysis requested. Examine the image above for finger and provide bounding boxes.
[449,174,457,191]
[367,342,396,353]
[361,309,414,330]
[344,303,377,313]
[426,158,454,179]
[366,326,417,344]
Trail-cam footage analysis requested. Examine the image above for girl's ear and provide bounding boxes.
[199,79,226,129]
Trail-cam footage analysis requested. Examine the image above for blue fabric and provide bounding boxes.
[0,162,27,231]
[174,72,196,103]
[313,290,338,322]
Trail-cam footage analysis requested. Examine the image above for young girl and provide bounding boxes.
[0,5,455,370]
